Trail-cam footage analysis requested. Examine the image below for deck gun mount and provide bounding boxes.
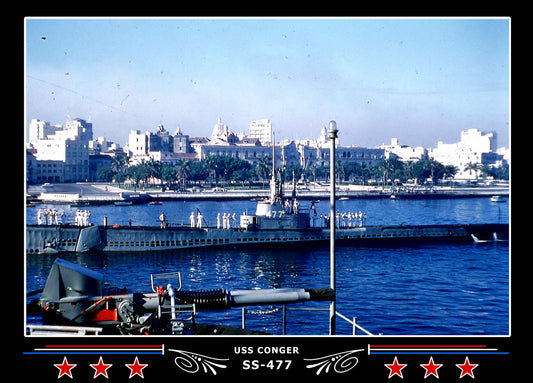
[32,258,334,335]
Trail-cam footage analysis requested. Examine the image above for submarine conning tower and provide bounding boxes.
[239,142,310,230]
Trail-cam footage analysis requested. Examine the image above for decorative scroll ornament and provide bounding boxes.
[168,349,229,375]
[304,349,364,375]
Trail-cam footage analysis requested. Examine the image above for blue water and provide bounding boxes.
[25,197,509,335]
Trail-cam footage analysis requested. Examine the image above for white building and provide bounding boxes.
[211,118,239,144]
[89,136,123,154]
[30,118,93,182]
[126,129,149,157]
[28,119,62,146]
[249,119,272,145]
[430,128,501,180]
[379,138,427,162]
[295,124,337,149]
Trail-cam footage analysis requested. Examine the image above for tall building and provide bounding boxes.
[173,126,191,153]
[430,128,501,179]
[30,118,92,182]
[127,130,148,157]
[249,119,272,145]
[28,119,62,145]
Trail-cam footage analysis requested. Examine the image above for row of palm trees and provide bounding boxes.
[98,155,507,190]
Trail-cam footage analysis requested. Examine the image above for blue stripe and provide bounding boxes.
[370,351,508,355]
[23,351,162,355]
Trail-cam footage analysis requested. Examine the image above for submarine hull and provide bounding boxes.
[26,223,508,254]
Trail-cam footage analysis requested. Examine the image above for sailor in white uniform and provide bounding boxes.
[196,211,203,228]
[37,209,45,225]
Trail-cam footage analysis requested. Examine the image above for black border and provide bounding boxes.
[18,14,517,380]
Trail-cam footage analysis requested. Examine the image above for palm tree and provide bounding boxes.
[161,162,177,187]
[111,155,128,174]
[404,161,415,183]
[175,159,191,188]
[255,156,271,184]
[110,155,129,186]
[125,163,147,191]
[145,158,161,186]
[378,159,396,188]
[203,156,219,185]
[424,157,442,184]
[464,162,481,181]
[308,163,317,182]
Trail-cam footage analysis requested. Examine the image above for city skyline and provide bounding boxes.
[25,17,510,148]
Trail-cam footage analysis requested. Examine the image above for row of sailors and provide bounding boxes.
[312,211,368,228]
[217,212,237,229]
[159,211,238,229]
[74,209,91,226]
[193,211,238,229]
[36,208,91,226]
[37,208,64,225]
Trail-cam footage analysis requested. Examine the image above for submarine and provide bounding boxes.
[26,146,508,254]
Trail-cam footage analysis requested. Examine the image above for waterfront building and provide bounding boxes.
[126,125,175,157]
[26,150,65,184]
[64,118,93,141]
[148,124,174,152]
[429,128,503,180]
[88,153,114,181]
[27,115,509,185]
[28,119,63,145]
[249,119,272,145]
[127,124,195,165]
[196,142,269,165]
[173,126,192,154]
[126,129,148,157]
[30,118,92,182]
[298,137,385,169]
[211,117,239,144]
[89,136,123,155]
[378,138,427,162]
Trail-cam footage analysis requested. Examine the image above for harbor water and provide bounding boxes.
[25,197,510,335]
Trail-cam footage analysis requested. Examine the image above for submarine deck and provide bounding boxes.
[26,223,509,254]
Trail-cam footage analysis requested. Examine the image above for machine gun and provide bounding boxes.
[30,258,334,335]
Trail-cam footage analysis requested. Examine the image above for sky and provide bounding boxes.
[25,17,510,149]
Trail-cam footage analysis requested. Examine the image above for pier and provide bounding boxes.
[28,182,509,205]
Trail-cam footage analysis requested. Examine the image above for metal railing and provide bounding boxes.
[27,324,103,336]
[241,304,375,336]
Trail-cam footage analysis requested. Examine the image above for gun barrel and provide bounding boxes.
[228,288,311,307]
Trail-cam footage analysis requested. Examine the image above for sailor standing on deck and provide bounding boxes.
[224,213,230,229]
[37,208,44,225]
[190,212,196,228]
[159,211,167,229]
[217,212,221,229]
[284,199,291,214]
[196,211,203,228]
